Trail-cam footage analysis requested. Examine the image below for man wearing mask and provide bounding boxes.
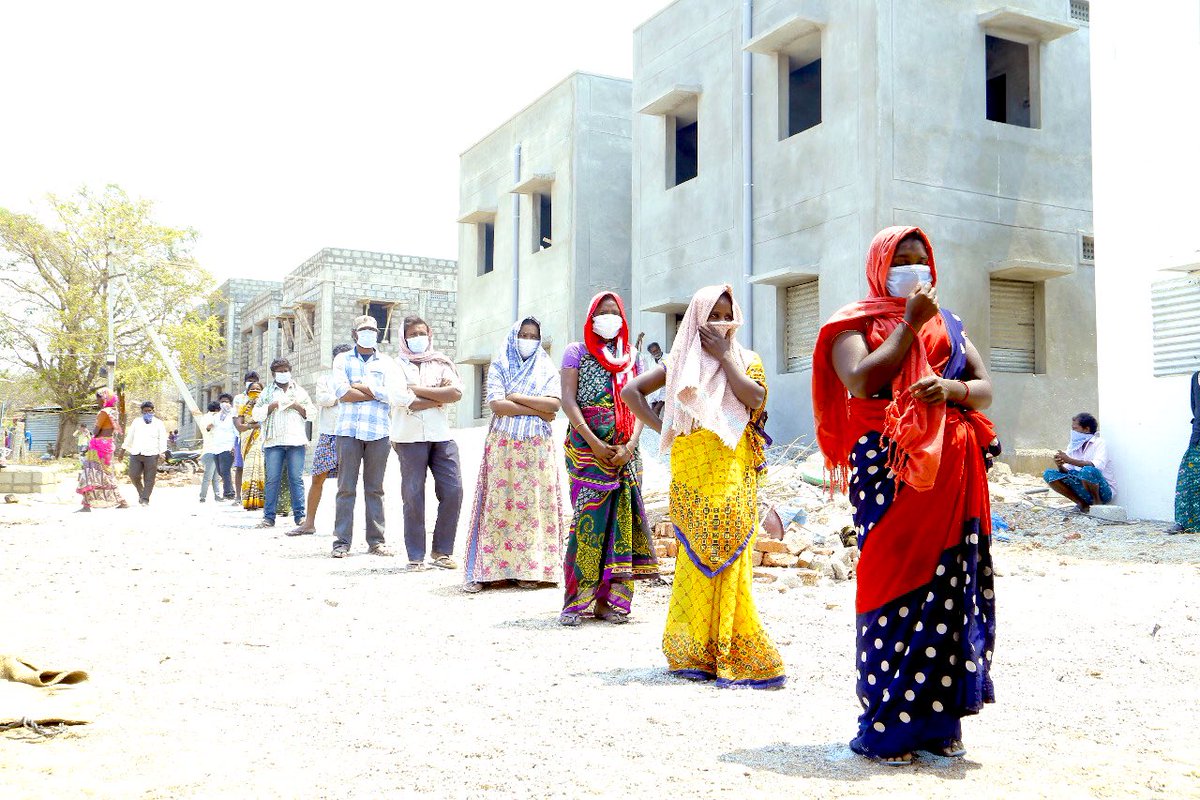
[392,315,464,570]
[290,343,353,535]
[231,371,260,505]
[200,392,238,501]
[120,400,168,506]
[331,316,412,557]
[252,358,316,529]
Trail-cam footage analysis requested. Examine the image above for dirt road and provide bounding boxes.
[2,438,1199,799]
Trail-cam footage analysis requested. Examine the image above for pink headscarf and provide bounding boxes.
[660,285,753,454]
[396,322,455,369]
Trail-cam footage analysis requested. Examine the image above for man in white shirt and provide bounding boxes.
[392,315,464,570]
[252,357,317,529]
[200,393,238,502]
[121,400,168,506]
[291,343,353,535]
[1044,412,1116,512]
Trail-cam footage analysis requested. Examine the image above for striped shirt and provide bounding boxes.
[332,349,411,442]
[487,356,561,440]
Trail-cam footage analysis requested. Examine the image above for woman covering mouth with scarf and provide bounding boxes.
[622,285,785,689]
[812,226,1000,766]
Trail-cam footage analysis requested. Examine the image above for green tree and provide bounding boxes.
[0,185,222,455]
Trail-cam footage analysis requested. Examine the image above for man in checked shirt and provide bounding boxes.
[330,315,414,557]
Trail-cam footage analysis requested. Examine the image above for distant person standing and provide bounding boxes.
[200,394,238,502]
[331,315,411,558]
[167,429,179,450]
[232,370,260,504]
[252,358,315,529]
[74,424,91,455]
[24,426,32,454]
[77,390,128,511]
[1175,371,1200,534]
[291,343,353,536]
[392,316,464,570]
[120,400,168,506]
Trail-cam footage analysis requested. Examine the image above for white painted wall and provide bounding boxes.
[1091,0,1200,520]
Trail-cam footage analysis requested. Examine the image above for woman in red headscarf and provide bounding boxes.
[812,227,1000,765]
[558,292,658,625]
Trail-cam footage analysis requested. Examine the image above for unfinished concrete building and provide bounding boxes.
[455,72,634,427]
[630,0,1096,458]
[178,250,457,443]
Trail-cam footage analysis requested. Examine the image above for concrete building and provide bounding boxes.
[455,72,633,427]
[1091,1,1200,519]
[179,250,457,443]
[630,0,1096,458]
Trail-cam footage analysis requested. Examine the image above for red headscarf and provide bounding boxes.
[811,226,953,493]
[583,291,636,442]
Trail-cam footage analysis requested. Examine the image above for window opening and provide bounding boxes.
[784,281,820,373]
[361,301,395,343]
[1070,1,1089,24]
[667,101,699,188]
[990,279,1037,373]
[532,193,553,252]
[479,222,495,275]
[986,35,1035,128]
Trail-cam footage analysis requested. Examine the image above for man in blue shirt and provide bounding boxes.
[330,315,413,557]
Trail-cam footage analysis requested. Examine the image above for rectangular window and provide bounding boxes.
[1070,0,1089,24]
[532,193,552,252]
[784,280,820,373]
[667,101,699,188]
[1151,277,1200,377]
[477,365,492,420]
[666,312,686,349]
[787,59,822,137]
[478,222,495,275]
[990,279,1037,373]
[985,35,1037,128]
[361,301,395,343]
[1080,234,1095,264]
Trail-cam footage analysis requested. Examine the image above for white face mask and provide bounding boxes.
[406,336,429,354]
[220,402,232,413]
[885,265,932,298]
[517,338,541,359]
[274,372,292,385]
[591,314,623,340]
[356,329,379,349]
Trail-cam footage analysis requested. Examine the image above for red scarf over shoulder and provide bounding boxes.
[583,292,636,442]
[813,226,972,492]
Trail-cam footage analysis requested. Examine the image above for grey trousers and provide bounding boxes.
[393,440,463,562]
[333,436,390,550]
[128,454,159,502]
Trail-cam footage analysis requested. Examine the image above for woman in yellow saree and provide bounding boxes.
[622,285,785,688]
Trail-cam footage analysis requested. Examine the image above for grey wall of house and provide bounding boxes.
[631,0,1095,454]
[456,73,633,428]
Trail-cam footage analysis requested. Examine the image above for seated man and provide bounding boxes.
[1043,412,1115,513]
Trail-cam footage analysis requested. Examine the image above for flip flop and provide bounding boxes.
[285,528,314,537]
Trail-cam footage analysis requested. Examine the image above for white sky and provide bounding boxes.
[0,0,659,284]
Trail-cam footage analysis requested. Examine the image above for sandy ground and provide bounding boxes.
[3,428,1200,799]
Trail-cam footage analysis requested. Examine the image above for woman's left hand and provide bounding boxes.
[699,325,731,361]
[908,376,951,404]
[611,444,633,467]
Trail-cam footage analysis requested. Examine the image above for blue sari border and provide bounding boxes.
[673,524,753,579]
[670,669,787,690]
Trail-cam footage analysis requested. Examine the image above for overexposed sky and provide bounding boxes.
[0,0,659,284]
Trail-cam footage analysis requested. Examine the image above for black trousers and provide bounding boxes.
[128,454,159,502]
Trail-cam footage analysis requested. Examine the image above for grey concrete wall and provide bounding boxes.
[456,72,633,427]
[631,0,1095,454]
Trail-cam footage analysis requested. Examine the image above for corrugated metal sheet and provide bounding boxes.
[785,280,820,373]
[990,279,1036,373]
[24,409,99,454]
[1152,277,1200,377]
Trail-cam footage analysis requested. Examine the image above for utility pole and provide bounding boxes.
[105,235,116,391]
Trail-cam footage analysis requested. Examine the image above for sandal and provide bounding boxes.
[408,561,426,571]
[255,520,276,529]
[599,611,629,625]
[558,612,583,627]
[937,740,967,758]
[285,527,314,537]
[881,753,914,767]
[330,547,349,559]
[430,554,457,570]
[462,582,483,594]
[516,581,541,589]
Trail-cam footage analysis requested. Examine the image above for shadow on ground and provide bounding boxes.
[720,741,982,779]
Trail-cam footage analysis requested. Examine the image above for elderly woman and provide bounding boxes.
[623,285,785,688]
[812,226,1000,766]
[462,317,566,593]
[559,292,658,626]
